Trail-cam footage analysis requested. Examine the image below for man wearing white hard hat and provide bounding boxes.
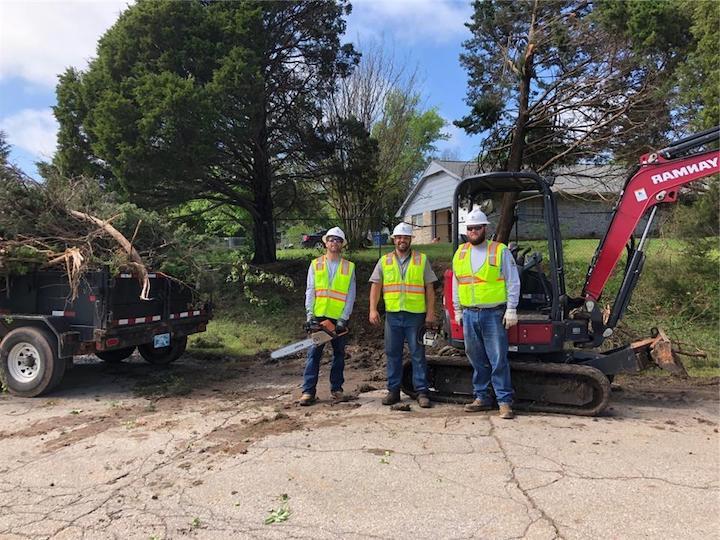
[299,226,356,406]
[451,208,520,419]
[369,222,438,408]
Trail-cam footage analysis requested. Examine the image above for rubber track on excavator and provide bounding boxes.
[402,356,611,416]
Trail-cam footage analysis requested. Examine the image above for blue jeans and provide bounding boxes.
[302,333,347,396]
[463,307,513,404]
[385,311,428,393]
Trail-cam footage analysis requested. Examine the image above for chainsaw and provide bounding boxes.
[270,319,349,359]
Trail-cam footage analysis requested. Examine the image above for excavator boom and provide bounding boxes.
[582,127,720,302]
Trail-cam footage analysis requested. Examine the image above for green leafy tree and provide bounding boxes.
[372,91,447,229]
[53,0,357,263]
[321,42,447,235]
[308,117,380,248]
[457,0,696,241]
[601,0,719,259]
[0,131,10,166]
[676,0,720,130]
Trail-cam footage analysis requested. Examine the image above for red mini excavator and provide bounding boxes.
[402,127,720,415]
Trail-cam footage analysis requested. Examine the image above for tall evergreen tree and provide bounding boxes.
[54,0,357,263]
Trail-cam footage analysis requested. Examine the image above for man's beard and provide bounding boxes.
[395,241,410,253]
[469,232,485,245]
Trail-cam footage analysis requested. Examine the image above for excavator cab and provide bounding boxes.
[443,171,578,351]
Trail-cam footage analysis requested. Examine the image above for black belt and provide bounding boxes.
[464,304,506,311]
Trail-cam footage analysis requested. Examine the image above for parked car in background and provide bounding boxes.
[301,231,326,248]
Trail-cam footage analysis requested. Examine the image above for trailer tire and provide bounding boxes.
[138,336,187,365]
[0,327,65,397]
[96,347,135,363]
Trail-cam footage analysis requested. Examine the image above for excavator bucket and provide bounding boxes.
[631,329,688,378]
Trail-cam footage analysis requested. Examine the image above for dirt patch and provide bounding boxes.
[614,374,719,403]
[0,402,148,449]
[205,412,304,455]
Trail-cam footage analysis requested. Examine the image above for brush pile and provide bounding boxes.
[0,170,202,298]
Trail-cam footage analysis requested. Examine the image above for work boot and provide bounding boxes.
[382,389,401,406]
[464,399,494,413]
[299,393,316,406]
[331,390,346,402]
[498,403,515,419]
[417,393,432,408]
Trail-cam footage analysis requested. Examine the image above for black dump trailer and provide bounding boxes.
[0,269,211,397]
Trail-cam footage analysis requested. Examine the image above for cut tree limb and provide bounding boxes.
[69,210,150,300]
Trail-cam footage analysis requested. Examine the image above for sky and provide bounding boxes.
[0,0,480,178]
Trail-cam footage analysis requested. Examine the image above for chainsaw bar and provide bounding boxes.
[270,330,334,359]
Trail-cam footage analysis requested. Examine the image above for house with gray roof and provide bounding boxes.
[396,159,630,243]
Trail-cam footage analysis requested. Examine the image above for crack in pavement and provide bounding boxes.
[489,417,563,539]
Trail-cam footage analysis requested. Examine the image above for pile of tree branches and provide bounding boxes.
[0,167,205,297]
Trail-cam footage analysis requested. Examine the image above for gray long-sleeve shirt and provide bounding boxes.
[305,258,356,321]
[452,243,520,313]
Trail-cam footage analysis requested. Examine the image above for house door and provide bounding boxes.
[432,208,452,243]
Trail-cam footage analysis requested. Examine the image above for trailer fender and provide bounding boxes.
[0,315,78,359]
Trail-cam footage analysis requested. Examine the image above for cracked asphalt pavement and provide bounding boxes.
[0,352,717,539]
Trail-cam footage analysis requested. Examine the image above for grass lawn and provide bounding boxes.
[188,316,300,359]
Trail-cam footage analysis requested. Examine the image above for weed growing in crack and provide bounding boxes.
[265,493,291,524]
[380,450,392,464]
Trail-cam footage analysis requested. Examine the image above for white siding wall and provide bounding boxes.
[403,172,459,216]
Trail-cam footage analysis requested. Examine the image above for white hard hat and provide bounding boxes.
[466,209,490,226]
[391,222,414,238]
[322,226,346,246]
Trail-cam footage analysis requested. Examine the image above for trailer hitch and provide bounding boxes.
[631,328,688,378]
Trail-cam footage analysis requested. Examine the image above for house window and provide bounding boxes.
[411,214,423,227]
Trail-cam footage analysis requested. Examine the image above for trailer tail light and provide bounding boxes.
[303,235,309,241]
[106,337,120,348]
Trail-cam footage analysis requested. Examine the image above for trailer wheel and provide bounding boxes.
[0,327,65,397]
[96,347,135,363]
[138,336,187,365]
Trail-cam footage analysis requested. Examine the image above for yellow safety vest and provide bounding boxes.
[453,241,508,307]
[313,256,354,320]
[381,251,427,313]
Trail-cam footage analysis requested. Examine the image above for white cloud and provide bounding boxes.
[436,117,479,160]
[347,0,471,45]
[0,108,58,158]
[0,0,130,87]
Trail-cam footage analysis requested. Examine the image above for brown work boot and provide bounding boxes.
[299,393,316,406]
[382,390,401,406]
[464,399,494,413]
[417,393,432,408]
[498,403,515,419]
[331,390,346,402]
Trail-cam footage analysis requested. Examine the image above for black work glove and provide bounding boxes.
[335,318,348,334]
[304,317,320,332]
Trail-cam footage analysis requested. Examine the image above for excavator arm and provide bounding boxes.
[580,127,719,344]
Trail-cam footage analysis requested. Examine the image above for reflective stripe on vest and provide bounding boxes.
[381,251,427,313]
[452,241,507,307]
[313,256,354,319]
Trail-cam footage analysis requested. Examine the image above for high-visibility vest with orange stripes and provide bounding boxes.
[312,256,355,320]
[381,251,427,313]
[452,241,508,307]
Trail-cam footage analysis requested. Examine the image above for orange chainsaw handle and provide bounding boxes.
[319,319,349,338]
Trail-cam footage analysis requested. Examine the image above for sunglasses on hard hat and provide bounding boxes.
[326,236,343,243]
[467,225,486,232]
